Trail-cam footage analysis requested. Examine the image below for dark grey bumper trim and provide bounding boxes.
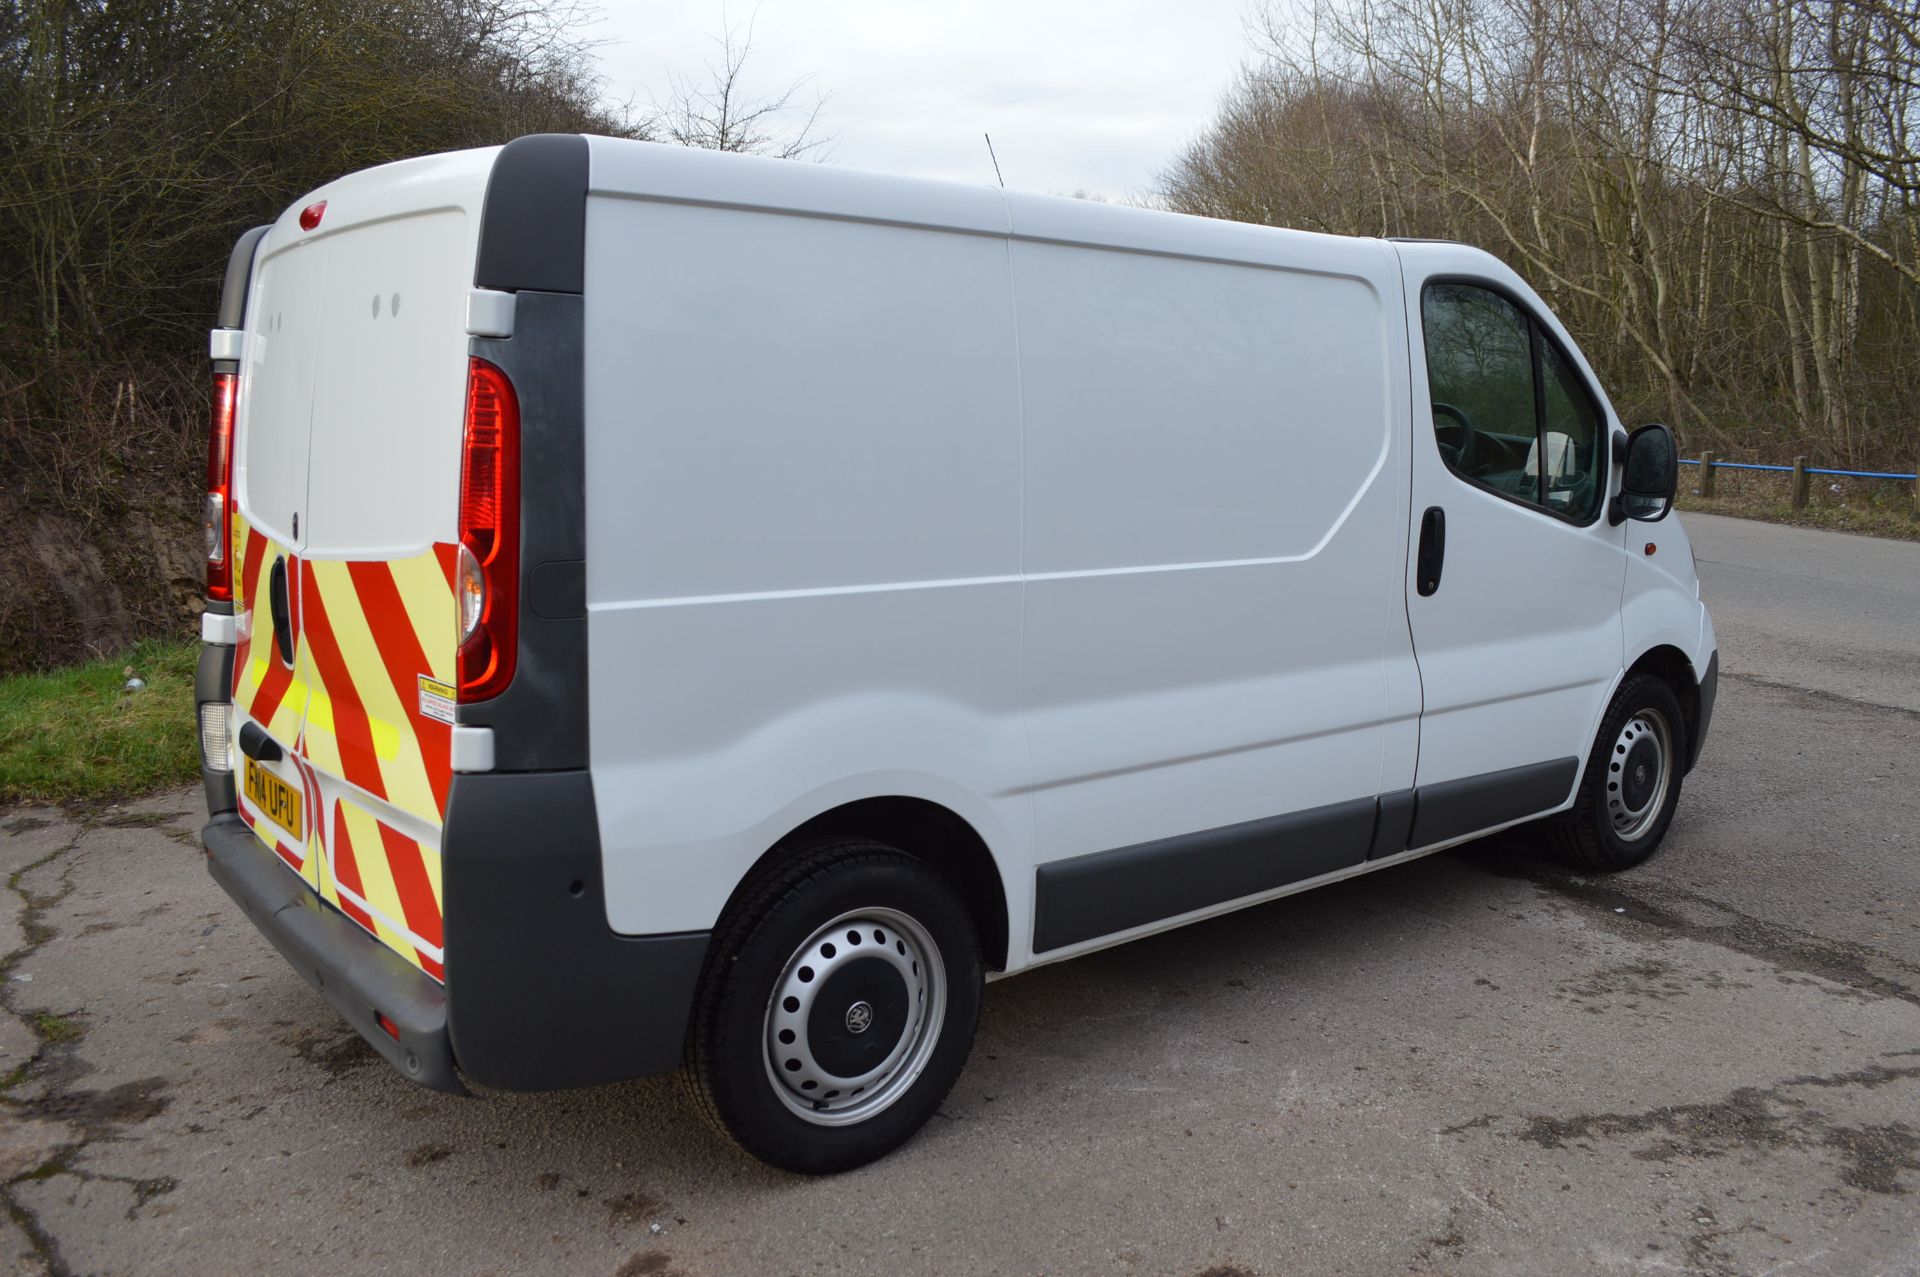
[442,770,711,1090]
[1689,650,1718,772]
[203,814,467,1095]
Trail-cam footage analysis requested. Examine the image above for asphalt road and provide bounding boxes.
[3,510,1918,1277]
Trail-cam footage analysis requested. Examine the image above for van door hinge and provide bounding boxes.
[208,328,244,361]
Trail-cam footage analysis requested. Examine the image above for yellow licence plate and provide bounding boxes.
[244,757,303,840]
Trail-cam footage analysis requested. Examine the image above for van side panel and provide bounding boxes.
[581,150,1029,942]
[1007,197,1419,949]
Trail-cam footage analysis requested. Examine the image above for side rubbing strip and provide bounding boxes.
[1369,789,1416,859]
[474,134,589,295]
[1406,757,1579,850]
[1032,758,1583,954]
[1032,796,1377,954]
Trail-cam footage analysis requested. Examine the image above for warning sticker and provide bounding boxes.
[417,675,456,726]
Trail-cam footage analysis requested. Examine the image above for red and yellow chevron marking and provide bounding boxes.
[227,505,458,982]
[237,804,305,877]
[297,547,457,979]
[297,551,456,826]
[325,798,445,979]
[298,553,457,826]
[230,511,311,745]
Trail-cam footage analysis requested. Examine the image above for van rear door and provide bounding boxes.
[228,149,498,982]
[230,231,323,890]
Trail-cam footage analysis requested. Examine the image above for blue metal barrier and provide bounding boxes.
[1678,458,1918,481]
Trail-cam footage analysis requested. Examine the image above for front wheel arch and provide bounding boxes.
[1552,673,1687,871]
[1624,644,1701,772]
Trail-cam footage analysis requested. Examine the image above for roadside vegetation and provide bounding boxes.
[3,0,1914,687]
[1679,473,1920,541]
[1163,0,1919,485]
[0,2,823,678]
[0,640,197,804]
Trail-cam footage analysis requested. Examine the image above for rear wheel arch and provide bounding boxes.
[727,797,1011,973]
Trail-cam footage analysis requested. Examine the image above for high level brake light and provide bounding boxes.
[204,370,238,601]
[456,358,520,700]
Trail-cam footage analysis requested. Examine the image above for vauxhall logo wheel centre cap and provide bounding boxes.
[845,1001,875,1035]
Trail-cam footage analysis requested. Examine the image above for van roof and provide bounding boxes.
[261,137,1494,295]
[582,135,1391,273]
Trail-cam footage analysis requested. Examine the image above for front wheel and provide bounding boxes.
[1551,674,1687,872]
[683,838,982,1174]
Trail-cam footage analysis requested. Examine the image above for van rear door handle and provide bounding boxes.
[1416,506,1446,596]
[239,720,282,762]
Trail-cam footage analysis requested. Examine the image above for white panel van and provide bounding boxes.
[196,135,1718,1173]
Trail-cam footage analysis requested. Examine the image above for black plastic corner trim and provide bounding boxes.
[528,560,586,619]
[461,292,588,769]
[218,226,270,330]
[1032,796,1377,954]
[442,771,709,1091]
[196,641,236,817]
[1407,757,1579,850]
[204,814,466,1094]
[475,134,589,294]
[1370,789,1416,859]
[1688,652,1718,773]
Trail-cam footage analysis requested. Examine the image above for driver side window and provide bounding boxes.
[1421,282,1604,522]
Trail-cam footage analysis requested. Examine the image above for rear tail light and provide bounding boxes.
[456,358,519,700]
[205,370,238,601]
[198,701,232,773]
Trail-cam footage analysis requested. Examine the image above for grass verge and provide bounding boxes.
[0,639,198,804]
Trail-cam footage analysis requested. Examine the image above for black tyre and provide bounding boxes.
[683,837,982,1174]
[1551,674,1687,872]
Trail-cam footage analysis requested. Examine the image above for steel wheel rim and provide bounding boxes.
[762,907,945,1127]
[1605,707,1673,842]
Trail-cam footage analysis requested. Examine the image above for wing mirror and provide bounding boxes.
[1611,422,1677,524]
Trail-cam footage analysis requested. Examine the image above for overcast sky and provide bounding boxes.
[592,1,1260,202]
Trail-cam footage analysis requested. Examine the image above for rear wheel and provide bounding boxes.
[1551,674,1687,871]
[684,838,982,1174]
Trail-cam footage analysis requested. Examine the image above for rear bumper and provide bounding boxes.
[207,771,713,1096]
[203,814,467,1095]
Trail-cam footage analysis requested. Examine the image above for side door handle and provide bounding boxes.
[268,558,296,666]
[1417,506,1446,597]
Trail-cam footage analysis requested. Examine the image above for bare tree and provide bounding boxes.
[1160,0,1920,467]
[647,13,832,159]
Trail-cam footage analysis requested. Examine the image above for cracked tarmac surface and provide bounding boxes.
[2,511,1918,1275]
